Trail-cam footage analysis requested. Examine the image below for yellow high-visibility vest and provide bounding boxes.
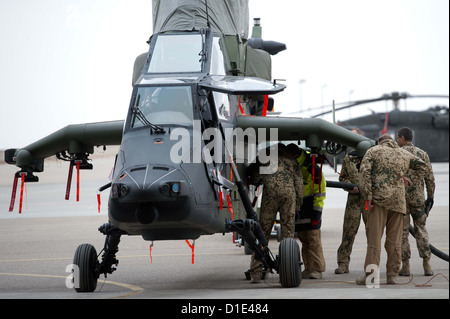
[297,151,326,211]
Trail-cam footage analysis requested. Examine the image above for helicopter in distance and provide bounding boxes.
[4,0,374,292]
[311,92,449,162]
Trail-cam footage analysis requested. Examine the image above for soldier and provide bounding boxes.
[396,127,436,276]
[357,135,427,285]
[286,144,327,279]
[248,143,304,283]
[335,128,368,274]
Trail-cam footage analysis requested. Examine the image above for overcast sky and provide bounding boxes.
[0,0,448,149]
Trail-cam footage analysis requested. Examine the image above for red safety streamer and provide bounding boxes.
[9,174,19,212]
[19,173,25,214]
[185,240,195,264]
[311,154,316,195]
[319,155,324,193]
[226,194,234,219]
[97,192,101,213]
[381,112,389,135]
[65,163,74,200]
[262,95,268,117]
[219,189,223,210]
[76,161,80,202]
[238,96,245,115]
[149,243,153,264]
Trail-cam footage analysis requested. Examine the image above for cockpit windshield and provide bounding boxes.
[148,34,203,73]
[130,86,194,128]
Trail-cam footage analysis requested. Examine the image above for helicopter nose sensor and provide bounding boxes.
[135,202,159,224]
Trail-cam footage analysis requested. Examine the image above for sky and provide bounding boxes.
[0,0,448,149]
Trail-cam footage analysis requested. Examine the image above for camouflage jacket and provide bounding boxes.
[359,138,427,214]
[339,154,360,186]
[261,153,304,210]
[401,143,435,207]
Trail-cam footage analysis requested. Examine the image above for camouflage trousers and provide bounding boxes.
[336,194,368,268]
[249,187,296,278]
[402,204,431,260]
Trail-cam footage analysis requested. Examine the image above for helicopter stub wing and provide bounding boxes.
[199,75,286,95]
[5,120,124,168]
[4,120,124,212]
[236,115,374,156]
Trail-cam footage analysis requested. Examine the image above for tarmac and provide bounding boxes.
[0,149,448,304]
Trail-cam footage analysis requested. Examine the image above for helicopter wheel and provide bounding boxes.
[73,243,99,292]
[278,238,302,288]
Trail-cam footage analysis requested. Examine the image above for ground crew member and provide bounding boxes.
[335,128,368,274]
[247,143,304,283]
[357,135,427,285]
[286,144,327,279]
[396,127,436,276]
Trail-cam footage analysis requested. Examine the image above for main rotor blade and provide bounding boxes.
[312,92,449,118]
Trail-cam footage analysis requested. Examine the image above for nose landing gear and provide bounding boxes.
[278,238,302,288]
[228,219,302,288]
[73,243,99,292]
[72,223,126,292]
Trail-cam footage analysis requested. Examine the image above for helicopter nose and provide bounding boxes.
[111,165,190,203]
[109,164,193,225]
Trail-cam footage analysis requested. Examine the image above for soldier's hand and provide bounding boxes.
[425,198,434,212]
[348,186,360,194]
[311,210,322,227]
[402,176,412,187]
[366,200,374,210]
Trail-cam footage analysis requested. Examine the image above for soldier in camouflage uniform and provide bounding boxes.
[335,128,368,274]
[396,127,435,276]
[356,135,427,285]
[248,143,304,283]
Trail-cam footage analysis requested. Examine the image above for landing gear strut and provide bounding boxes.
[72,222,126,293]
[227,219,302,288]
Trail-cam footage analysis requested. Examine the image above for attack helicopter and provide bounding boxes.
[4,0,374,292]
[312,92,449,162]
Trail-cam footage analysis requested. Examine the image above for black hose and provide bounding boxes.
[326,180,359,191]
[409,225,449,262]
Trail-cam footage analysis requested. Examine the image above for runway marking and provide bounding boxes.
[99,279,144,298]
[0,272,144,298]
[0,251,244,263]
[0,257,72,263]
[0,272,66,279]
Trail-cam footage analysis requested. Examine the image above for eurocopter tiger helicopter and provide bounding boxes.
[312,92,449,162]
[4,0,374,292]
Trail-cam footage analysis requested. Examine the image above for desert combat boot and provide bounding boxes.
[398,259,410,276]
[335,264,349,274]
[423,258,434,276]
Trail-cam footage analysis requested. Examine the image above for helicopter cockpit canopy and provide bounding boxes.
[129,85,194,128]
[148,34,204,74]
[145,31,228,77]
